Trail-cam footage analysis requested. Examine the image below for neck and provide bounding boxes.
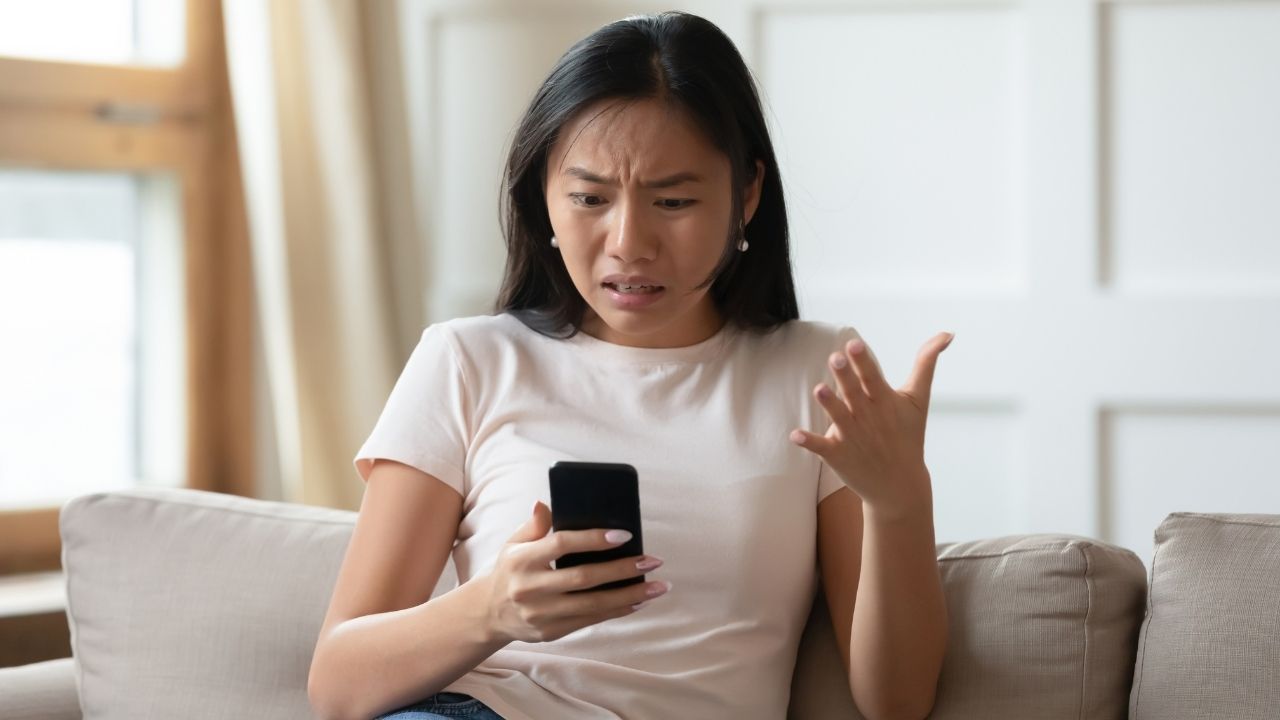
[582,303,725,349]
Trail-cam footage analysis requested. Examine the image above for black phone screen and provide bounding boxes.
[549,461,644,592]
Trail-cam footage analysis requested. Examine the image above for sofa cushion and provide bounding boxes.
[1129,513,1280,720]
[59,488,375,719]
[790,535,1147,720]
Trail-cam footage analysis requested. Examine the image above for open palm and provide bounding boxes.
[790,332,954,518]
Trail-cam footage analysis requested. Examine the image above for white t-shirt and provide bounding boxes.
[354,312,862,719]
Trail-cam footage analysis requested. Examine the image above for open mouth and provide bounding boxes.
[602,282,665,295]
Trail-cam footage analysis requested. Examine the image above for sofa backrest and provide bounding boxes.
[60,488,1149,719]
[1128,512,1280,720]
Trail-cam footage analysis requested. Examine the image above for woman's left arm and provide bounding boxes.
[793,331,954,720]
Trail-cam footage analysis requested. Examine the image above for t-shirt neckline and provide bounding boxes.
[564,318,738,364]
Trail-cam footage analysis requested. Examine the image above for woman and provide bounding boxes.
[309,11,950,720]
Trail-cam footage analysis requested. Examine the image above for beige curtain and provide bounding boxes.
[221,0,415,509]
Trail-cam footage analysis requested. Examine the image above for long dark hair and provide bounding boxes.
[493,11,799,338]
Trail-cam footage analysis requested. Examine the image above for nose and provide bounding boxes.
[608,197,658,264]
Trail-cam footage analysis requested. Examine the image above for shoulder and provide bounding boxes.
[730,320,865,381]
[420,313,525,347]
[418,312,552,368]
[747,319,863,353]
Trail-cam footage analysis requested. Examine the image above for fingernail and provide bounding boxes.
[790,429,805,444]
[830,352,847,369]
[631,601,650,611]
[605,529,632,544]
[817,385,833,399]
[647,580,673,597]
[636,556,663,571]
[848,339,865,354]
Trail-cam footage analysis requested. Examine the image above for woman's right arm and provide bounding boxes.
[307,459,669,720]
[307,459,502,720]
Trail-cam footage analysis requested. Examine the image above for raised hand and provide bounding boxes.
[790,332,954,519]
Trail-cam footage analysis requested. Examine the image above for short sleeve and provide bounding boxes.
[816,325,866,505]
[353,324,471,497]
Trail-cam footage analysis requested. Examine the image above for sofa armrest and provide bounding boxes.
[0,657,82,720]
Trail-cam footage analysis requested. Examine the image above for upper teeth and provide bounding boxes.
[617,284,657,290]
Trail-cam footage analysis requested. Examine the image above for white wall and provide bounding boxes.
[386,0,1280,563]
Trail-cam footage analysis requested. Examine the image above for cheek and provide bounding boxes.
[672,214,729,266]
[557,242,599,293]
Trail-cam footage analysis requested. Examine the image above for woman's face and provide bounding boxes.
[544,97,763,348]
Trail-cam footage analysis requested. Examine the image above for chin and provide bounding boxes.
[587,305,670,335]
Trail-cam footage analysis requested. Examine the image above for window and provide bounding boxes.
[0,0,185,66]
[0,170,186,509]
[0,0,252,574]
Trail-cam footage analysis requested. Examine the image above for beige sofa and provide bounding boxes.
[1,487,1277,719]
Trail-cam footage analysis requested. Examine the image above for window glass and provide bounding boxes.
[0,0,185,67]
[0,169,186,509]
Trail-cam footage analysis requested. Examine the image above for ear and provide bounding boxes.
[742,159,766,226]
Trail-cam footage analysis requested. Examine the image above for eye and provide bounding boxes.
[570,193,606,208]
[656,198,696,210]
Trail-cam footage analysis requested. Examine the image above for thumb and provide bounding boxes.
[508,500,553,544]
[903,332,953,408]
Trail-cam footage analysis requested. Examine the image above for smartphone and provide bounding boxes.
[549,461,645,593]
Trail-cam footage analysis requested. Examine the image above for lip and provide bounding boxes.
[602,283,666,310]
[601,274,665,287]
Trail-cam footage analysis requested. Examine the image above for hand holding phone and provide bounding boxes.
[479,465,668,644]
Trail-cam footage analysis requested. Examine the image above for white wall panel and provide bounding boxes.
[1103,407,1280,566]
[927,405,1027,543]
[1106,2,1280,292]
[759,5,1026,299]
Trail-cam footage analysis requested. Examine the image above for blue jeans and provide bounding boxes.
[374,691,505,719]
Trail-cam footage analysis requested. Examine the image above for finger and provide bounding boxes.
[790,427,837,456]
[517,590,644,641]
[524,527,633,569]
[546,581,665,633]
[541,554,660,594]
[507,500,553,544]
[902,332,953,408]
[813,382,856,433]
[560,579,669,617]
[828,350,866,413]
[845,338,893,401]
[527,577,661,633]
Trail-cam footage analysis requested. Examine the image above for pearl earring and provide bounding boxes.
[550,235,559,248]
[737,222,749,252]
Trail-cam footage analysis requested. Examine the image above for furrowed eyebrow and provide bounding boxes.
[564,166,702,189]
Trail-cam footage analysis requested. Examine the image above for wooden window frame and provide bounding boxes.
[0,0,253,575]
